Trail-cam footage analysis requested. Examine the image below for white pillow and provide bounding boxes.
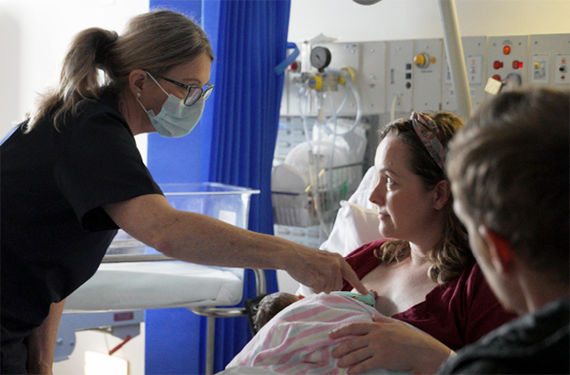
[319,201,381,257]
[297,167,381,297]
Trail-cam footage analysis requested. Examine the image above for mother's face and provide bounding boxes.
[369,134,443,244]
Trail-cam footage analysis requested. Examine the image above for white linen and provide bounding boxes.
[64,261,244,312]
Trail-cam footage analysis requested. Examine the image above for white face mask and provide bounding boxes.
[136,75,205,138]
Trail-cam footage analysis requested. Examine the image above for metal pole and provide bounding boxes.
[438,0,472,119]
[205,317,215,375]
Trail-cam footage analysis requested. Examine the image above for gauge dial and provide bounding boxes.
[310,46,332,70]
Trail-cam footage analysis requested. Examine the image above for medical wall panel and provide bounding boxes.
[528,33,570,88]
[359,41,387,115]
[486,35,529,97]
[312,42,362,117]
[412,38,443,112]
[442,36,487,112]
[386,40,414,113]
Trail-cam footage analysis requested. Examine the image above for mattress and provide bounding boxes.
[64,261,244,312]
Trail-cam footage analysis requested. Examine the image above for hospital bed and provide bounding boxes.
[56,183,264,375]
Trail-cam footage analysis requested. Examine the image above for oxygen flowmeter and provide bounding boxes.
[307,46,356,92]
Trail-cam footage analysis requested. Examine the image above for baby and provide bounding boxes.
[253,290,376,332]
[228,290,409,374]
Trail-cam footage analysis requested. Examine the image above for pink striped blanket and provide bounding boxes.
[227,293,403,374]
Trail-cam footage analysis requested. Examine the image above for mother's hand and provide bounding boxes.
[329,314,452,375]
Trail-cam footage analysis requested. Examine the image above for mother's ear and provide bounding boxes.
[433,179,451,210]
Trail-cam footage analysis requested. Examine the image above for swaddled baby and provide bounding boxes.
[253,291,376,332]
[226,291,413,375]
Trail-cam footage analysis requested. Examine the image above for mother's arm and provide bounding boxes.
[330,314,452,375]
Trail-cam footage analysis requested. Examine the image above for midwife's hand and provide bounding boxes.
[286,247,368,295]
[329,314,452,375]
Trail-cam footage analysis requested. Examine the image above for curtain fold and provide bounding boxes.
[146,1,291,373]
[202,1,291,371]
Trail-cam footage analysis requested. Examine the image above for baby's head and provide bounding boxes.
[254,292,302,332]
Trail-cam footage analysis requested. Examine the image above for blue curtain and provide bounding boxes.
[146,1,291,373]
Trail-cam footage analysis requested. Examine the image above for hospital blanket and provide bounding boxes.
[226,293,406,374]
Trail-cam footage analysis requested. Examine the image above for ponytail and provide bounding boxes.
[26,28,118,131]
[25,10,213,132]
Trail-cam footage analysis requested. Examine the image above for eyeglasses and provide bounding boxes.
[150,72,214,106]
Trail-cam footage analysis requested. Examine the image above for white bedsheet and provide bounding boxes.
[64,261,244,312]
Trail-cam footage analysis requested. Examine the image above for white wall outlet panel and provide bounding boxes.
[442,36,487,112]
[386,40,414,113]
[412,39,443,112]
[486,35,529,98]
[554,54,570,85]
[529,34,570,87]
[360,41,387,115]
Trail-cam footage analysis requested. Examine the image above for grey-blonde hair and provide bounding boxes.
[26,10,213,132]
[375,112,473,284]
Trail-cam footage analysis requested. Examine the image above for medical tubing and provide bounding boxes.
[326,85,339,234]
[391,94,399,122]
[298,85,327,231]
[314,119,331,237]
[321,69,362,137]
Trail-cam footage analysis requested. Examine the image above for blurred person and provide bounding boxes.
[439,88,569,374]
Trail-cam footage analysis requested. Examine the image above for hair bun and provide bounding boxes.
[94,30,119,66]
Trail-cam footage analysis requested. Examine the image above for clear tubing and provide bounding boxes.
[321,69,362,137]
[295,68,364,237]
[391,94,399,122]
[297,85,329,236]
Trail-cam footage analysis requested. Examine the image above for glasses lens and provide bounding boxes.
[185,88,202,106]
[203,86,214,100]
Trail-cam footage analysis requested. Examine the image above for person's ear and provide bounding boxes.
[129,69,149,97]
[479,226,515,274]
[433,179,451,210]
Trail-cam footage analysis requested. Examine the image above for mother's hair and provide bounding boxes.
[375,112,473,284]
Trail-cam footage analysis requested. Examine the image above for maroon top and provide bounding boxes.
[341,239,517,351]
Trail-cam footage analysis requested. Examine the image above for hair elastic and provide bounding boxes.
[410,112,446,171]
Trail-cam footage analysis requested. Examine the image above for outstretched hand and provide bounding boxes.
[286,247,368,295]
[329,314,452,375]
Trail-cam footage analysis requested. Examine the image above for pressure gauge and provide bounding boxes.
[310,46,332,70]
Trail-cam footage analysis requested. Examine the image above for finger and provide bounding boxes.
[371,314,391,323]
[336,345,373,369]
[332,335,368,359]
[340,260,368,295]
[329,322,375,339]
[347,357,380,375]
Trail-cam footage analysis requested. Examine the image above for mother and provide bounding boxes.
[329,112,516,374]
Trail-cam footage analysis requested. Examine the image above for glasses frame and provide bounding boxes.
[150,72,214,106]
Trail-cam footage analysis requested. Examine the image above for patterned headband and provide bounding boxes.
[410,112,446,171]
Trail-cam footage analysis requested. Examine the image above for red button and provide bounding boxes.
[503,46,511,55]
[512,61,520,69]
[493,74,501,81]
[493,61,503,70]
